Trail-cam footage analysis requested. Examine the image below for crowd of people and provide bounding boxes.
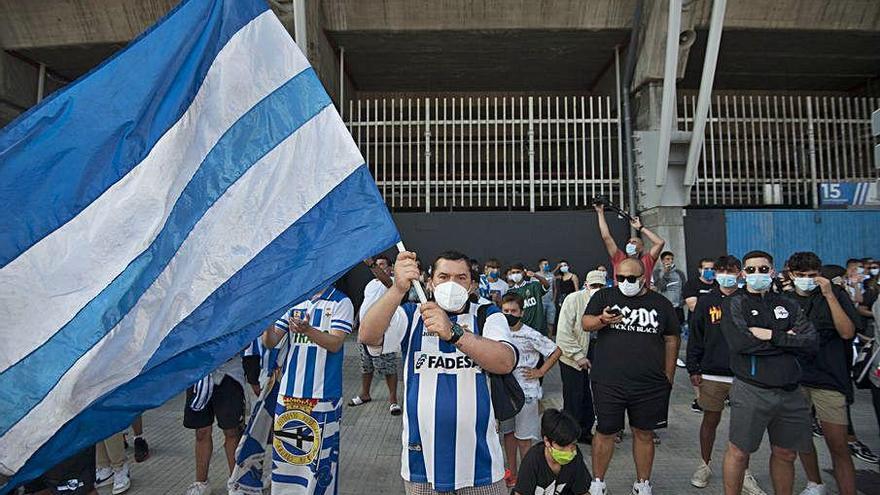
[18,205,880,495]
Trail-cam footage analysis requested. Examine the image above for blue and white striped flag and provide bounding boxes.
[0,0,399,491]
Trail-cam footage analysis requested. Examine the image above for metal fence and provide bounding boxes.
[346,94,879,211]
[680,94,880,207]
[346,96,624,211]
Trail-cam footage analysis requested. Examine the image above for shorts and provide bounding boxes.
[803,386,847,426]
[184,375,246,430]
[698,379,732,412]
[358,344,398,376]
[404,479,508,495]
[591,381,671,434]
[23,445,96,495]
[512,398,541,441]
[498,416,515,435]
[728,380,812,454]
[543,300,556,326]
[272,397,341,495]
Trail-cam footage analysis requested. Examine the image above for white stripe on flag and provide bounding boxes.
[0,11,307,372]
[0,107,363,472]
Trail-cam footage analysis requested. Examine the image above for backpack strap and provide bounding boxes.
[475,303,489,337]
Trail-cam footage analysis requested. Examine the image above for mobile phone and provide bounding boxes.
[607,308,621,316]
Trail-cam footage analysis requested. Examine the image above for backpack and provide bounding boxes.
[475,304,525,422]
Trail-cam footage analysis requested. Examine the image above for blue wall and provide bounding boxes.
[725,210,880,267]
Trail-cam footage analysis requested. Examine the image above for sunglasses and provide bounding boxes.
[615,274,641,283]
[743,265,772,274]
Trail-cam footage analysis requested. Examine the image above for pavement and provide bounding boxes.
[100,339,880,495]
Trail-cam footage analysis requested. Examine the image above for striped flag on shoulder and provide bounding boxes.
[0,0,398,491]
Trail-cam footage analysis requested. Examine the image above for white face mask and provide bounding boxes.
[432,281,470,313]
[625,243,638,256]
[619,279,642,297]
[509,272,523,284]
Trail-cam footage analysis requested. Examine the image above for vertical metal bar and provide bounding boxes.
[443,97,448,208]
[494,97,499,207]
[582,96,588,206]
[806,96,819,209]
[724,95,732,203]
[796,97,807,205]
[451,97,457,208]
[407,98,412,208]
[546,97,552,206]
[590,97,596,199]
[503,97,508,207]
[845,97,857,178]
[461,97,466,208]
[606,96,614,204]
[554,96,561,206]
[747,96,757,204]
[830,97,841,181]
[564,96,570,206]
[292,0,308,54]
[815,96,826,184]
[615,46,625,207]
[375,99,382,201]
[731,96,741,203]
[338,47,345,120]
[537,97,544,207]
[779,96,792,202]
[415,99,420,209]
[529,96,536,212]
[598,96,606,197]
[425,98,432,213]
[572,96,580,206]
[435,98,440,208]
[476,98,482,207]
[708,97,717,204]
[520,97,525,207]
[758,97,770,189]
[389,98,395,209]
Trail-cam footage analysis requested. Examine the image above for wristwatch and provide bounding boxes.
[447,323,465,344]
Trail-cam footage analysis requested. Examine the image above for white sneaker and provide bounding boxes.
[690,460,711,488]
[676,358,686,368]
[631,479,652,495]
[112,463,131,495]
[798,482,826,495]
[185,481,211,495]
[589,479,608,495]
[743,470,768,495]
[95,467,114,487]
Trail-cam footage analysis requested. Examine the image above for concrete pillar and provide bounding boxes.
[629,0,699,273]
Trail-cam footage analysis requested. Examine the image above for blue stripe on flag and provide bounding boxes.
[0,68,331,438]
[3,165,399,492]
[0,0,267,267]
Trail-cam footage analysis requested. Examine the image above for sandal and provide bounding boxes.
[348,396,372,407]
[389,403,402,416]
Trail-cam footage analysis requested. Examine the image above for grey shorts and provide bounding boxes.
[358,344,399,376]
[728,379,813,454]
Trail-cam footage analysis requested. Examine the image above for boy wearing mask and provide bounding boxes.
[513,409,592,495]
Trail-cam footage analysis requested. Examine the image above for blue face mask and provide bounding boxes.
[701,268,716,281]
[490,270,499,278]
[625,243,638,256]
[716,273,738,288]
[745,273,773,291]
[793,277,818,293]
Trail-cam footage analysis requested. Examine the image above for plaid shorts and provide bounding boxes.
[404,480,507,495]
[358,344,398,375]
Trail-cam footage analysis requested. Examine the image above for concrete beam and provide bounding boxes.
[0,51,64,127]
[631,0,699,92]
[691,0,880,31]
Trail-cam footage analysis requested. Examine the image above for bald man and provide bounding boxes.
[581,258,681,495]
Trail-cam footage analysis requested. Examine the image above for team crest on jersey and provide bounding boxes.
[274,400,323,466]
[413,351,481,374]
[774,306,789,319]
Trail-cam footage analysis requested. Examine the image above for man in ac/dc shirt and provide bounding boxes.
[582,258,680,495]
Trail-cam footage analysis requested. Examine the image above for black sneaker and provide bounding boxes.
[849,440,880,463]
[691,399,703,413]
[811,419,823,438]
[134,437,150,463]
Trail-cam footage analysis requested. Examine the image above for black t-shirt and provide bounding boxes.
[584,287,680,387]
[514,443,590,495]
[683,278,716,303]
[791,286,863,398]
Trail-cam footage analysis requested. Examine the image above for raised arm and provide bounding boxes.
[816,279,855,340]
[594,203,619,258]
[360,251,419,346]
[631,216,666,261]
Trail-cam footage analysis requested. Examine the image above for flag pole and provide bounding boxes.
[395,241,428,304]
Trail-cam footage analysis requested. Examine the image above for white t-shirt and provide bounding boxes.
[486,279,509,302]
[509,324,558,399]
[360,278,401,354]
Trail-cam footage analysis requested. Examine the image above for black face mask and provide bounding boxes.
[505,314,522,327]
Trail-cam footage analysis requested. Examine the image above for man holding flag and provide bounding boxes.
[360,250,518,495]
[0,0,399,492]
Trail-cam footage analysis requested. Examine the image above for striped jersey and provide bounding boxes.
[383,301,515,491]
[275,288,353,400]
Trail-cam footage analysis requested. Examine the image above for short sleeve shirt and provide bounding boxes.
[509,324,558,399]
[513,443,590,495]
[683,278,716,303]
[611,251,656,287]
[584,287,680,387]
[511,281,549,332]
